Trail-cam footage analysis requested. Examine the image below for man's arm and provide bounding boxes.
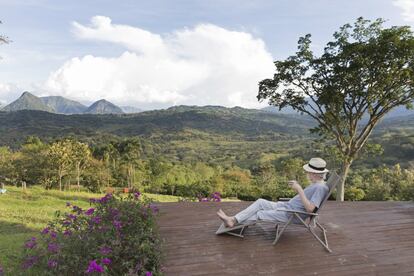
[288,181,316,213]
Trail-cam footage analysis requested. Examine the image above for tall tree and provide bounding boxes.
[48,139,74,191]
[0,146,14,186]
[71,140,91,190]
[17,136,48,185]
[119,138,142,189]
[258,18,414,201]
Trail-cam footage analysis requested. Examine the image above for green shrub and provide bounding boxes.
[21,192,162,275]
[364,178,392,201]
[345,187,365,201]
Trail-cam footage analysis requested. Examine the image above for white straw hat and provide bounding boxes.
[303,157,329,174]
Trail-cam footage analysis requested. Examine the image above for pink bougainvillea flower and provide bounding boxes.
[67,214,77,220]
[146,272,153,276]
[149,204,159,214]
[85,208,95,216]
[47,243,59,253]
[24,237,37,249]
[99,194,113,204]
[85,260,104,273]
[102,258,111,266]
[113,220,122,230]
[41,227,50,235]
[89,198,98,203]
[91,216,102,224]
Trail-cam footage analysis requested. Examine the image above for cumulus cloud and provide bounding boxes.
[44,16,275,108]
[0,82,28,105]
[393,0,414,22]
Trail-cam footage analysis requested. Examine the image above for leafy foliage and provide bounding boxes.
[258,17,414,200]
[21,193,162,275]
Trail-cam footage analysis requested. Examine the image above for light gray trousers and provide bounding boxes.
[234,198,289,224]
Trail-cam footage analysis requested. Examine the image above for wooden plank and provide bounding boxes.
[156,201,414,275]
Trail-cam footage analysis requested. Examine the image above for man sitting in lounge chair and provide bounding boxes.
[217,157,329,228]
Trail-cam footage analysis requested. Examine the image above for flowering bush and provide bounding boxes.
[21,192,162,275]
[198,192,221,202]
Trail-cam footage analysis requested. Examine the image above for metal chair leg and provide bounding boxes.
[273,215,293,245]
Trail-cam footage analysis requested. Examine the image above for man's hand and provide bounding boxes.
[288,180,302,193]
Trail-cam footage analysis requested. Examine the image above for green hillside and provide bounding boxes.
[0,106,314,147]
[0,106,412,169]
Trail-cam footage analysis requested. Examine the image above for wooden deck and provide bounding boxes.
[156,201,414,275]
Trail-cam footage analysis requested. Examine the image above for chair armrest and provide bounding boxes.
[276,208,318,216]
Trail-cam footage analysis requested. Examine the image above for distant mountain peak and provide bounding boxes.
[84,99,124,114]
[2,91,54,113]
[95,99,109,103]
[21,91,34,97]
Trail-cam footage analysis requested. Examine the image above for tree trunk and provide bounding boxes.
[66,177,71,191]
[107,167,110,187]
[127,165,131,189]
[337,160,352,201]
[59,172,62,191]
[76,162,80,191]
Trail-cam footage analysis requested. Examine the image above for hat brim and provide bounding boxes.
[303,164,329,174]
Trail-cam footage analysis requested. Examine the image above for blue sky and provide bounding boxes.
[0,0,413,109]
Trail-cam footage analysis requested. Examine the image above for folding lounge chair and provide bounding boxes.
[216,172,342,253]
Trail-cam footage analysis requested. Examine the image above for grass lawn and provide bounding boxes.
[0,186,184,275]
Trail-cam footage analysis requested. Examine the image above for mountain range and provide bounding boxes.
[3,91,412,118]
[262,102,414,118]
[0,105,315,146]
[0,92,142,114]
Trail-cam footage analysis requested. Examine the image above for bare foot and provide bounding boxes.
[217,209,236,228]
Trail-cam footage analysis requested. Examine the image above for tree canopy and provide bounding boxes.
[258,18,414,200]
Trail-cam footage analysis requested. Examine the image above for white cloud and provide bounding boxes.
[393,0,414,22]
[0,82,28,104]
[44,16,275,108]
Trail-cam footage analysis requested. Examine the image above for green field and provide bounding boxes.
[0,186,184,275]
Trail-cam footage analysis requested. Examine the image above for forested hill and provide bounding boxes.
[0,106,315,146]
